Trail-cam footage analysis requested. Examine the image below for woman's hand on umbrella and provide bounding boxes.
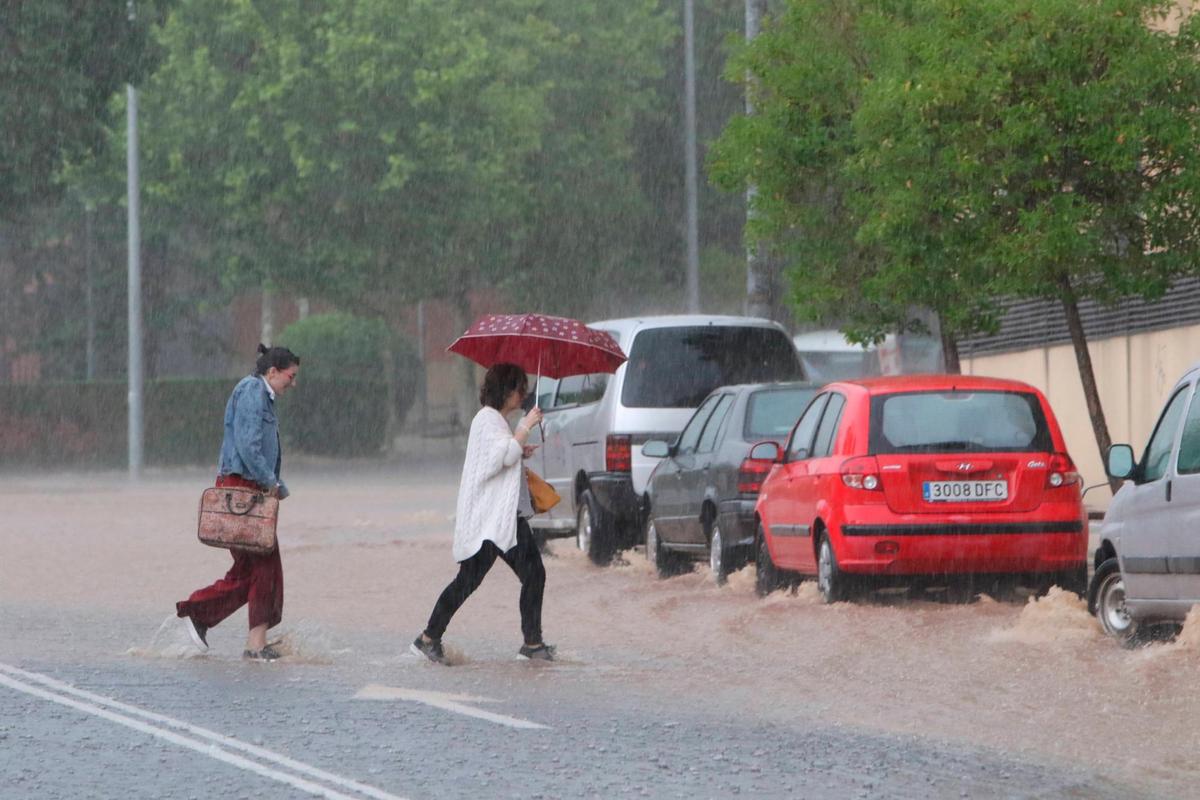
[515,406,542,443]
[521,406,543,430]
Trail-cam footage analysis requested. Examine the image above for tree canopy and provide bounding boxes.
[711,0,1200,466]
[127,0,672,321]
[0,1,168,218]
[712,0,1200,343]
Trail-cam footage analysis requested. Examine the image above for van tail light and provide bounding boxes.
[840,456,882,491]
[1048,453,1081,488]
[737,456,774,495]
[606,434,632,473]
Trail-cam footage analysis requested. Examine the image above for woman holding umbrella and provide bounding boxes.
[411,362,553,663]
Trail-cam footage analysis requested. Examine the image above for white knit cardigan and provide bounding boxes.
[452,405,524,561]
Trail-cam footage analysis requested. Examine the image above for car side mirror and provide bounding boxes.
[748,440,781,462]
[1105,444,1135,480]
[641,440,671,459]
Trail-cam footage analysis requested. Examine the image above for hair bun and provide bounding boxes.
[256,343,269,356]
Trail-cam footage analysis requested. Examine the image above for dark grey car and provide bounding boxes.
[641,381,817,582]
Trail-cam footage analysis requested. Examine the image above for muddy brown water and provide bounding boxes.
[2,465,1197,797]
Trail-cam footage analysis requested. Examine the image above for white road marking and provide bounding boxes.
[0,663,407,800]
[354,684,549,730]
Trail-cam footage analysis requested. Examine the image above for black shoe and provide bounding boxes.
[518,643,556,661]
[410,636,446,664]
[243,644,282,662]
[184,616,209,650]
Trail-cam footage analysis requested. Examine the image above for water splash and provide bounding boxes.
[610,549,656,578]
[268,620,347,664]
[987,586,1099,645]
[721,564,756,594]
[125,614,206,660]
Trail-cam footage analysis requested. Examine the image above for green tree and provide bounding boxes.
[127,0,670,424]
[707,1,959,352]
[0,1,168,218]
[852,0,1200,479]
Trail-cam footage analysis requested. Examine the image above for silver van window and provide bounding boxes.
[620,326,803,408]
[1178,385,1200,475]
[1141,386,1190,483]
[554,372,609,407]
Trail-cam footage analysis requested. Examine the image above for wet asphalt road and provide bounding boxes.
[0,464,1176,799]
[0,608,1142,800]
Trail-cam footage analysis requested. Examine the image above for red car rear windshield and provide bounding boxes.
[868,390,1052,454]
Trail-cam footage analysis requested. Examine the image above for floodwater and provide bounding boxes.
[3,462,1199,797]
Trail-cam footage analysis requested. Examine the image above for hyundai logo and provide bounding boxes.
[957,462,973,471]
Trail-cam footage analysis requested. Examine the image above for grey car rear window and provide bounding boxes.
[744,387,817,440]
[868,390,1052,454]
[620,326,804,408]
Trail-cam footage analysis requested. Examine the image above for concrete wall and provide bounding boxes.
[962,325,1200,510]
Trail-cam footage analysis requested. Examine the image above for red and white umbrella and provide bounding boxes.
[447,313,626,404]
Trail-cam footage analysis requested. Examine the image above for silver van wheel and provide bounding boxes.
[577,502,593,555]
[1096,567,1136,641]
[709,522,725,583]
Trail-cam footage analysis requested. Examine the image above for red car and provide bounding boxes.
[752,375,1088,602]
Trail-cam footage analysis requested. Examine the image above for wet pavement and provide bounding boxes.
[0,462,1193,798]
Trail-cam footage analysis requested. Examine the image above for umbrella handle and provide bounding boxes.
[535,349,542,410]
[535,350,545,438]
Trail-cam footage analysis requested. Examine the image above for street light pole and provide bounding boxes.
[683,0,701,313]
[744,0,771,320]
[126,1,144,479]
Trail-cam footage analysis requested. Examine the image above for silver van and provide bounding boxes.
[527,315,804,564]
[1089,359,1200,645]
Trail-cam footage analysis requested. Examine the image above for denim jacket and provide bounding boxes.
[217,375,288,499]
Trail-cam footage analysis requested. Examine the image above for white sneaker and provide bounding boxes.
[183,617,209,650]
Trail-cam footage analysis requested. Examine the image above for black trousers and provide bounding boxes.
[424,516,546,644]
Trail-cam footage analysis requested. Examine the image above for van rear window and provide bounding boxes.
[868,390,1052,454]
[621,326,804,408]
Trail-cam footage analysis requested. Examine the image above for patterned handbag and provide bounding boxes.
[526,468,561,514]
[197,486,279,553]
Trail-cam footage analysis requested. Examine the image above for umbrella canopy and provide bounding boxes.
[447,313,626,380]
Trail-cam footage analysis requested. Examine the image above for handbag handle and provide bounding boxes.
[224,491,262,516]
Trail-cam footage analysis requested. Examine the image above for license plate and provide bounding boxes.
[923,480,1008,502]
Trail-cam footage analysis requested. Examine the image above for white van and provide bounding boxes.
[527,315,804,564]
[791,329,880,381]
[1089,359,1200,645]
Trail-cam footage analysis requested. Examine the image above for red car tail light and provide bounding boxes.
[1047,453,1081,488]
[737,457,774,495]
[840,456,882,490]
[606,434,632,473]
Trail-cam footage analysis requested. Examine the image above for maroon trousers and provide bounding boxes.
[176,474,283,630]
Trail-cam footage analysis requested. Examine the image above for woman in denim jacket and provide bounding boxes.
[177,344,300,661]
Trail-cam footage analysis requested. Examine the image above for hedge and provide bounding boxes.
[0,377,392,467]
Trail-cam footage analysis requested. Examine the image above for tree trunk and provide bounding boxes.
[940,326,961,374]
[380,332,400,455]
[451,286,477,432]
[260,287,275,346]
[84,205,97,380]
[1058,275,1120,494]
